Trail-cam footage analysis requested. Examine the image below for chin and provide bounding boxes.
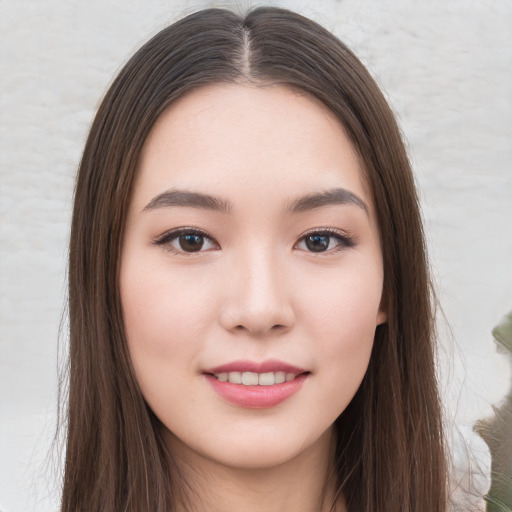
[163,420,334,473]
[214,442,302,470]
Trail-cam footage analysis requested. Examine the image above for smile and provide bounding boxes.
[203,360,310,408]
[213,371,299,386]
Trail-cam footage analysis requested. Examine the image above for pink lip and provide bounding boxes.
[202,359,309,409]
[204,359,307,374]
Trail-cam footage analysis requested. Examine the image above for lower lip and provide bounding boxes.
[204,373,309,409]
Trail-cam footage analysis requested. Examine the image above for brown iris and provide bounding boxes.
[179,233,204,252]
[305,234,329,252]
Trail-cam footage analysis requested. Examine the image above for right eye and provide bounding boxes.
[153,228,219,253]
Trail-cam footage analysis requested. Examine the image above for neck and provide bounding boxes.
[164,428,347,512]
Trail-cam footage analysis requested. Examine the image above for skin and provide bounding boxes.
[120,84,386,512]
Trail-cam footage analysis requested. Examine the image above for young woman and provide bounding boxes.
[62,6,448,511]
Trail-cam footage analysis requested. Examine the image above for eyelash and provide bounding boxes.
[152,227,356,254]
[153,228,219,254]
[296,228,356,253]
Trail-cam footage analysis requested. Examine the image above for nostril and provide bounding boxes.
[219,299,295,336]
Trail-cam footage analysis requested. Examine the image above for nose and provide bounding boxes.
[219,249,295,337]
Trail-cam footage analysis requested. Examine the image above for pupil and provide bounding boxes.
[306,235,329,252]
[179,234,204,252]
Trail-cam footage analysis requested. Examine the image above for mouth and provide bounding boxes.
[202,360,310,408]
[209,370,307,386]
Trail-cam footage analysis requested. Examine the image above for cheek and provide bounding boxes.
[120,256,219,384]
[297,259,382,392]
[289,303,378,438]
[119,259,224,428]
[300,260,383,341]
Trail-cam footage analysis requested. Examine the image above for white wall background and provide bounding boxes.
[1,1,511,511]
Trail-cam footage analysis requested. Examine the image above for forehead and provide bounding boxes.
[134,83,370,213]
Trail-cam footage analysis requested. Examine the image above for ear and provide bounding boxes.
[376,292,387,325]
[376,309,387,326]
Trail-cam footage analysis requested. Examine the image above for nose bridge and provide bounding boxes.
[221,242,294,335]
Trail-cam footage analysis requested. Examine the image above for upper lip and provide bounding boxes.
[204,359,308,375]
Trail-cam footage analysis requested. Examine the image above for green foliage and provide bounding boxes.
[493,312,512,354]
[475,312,512,512]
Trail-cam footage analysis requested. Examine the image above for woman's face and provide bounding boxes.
[120,84,385,470]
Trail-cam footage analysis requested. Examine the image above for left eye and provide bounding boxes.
[296,231,354,253]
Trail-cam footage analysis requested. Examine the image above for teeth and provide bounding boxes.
[258,372,275,386]
[275,371,286,384]
[229,371,242,384]
[213,371,299,385]
[242,372,259,385]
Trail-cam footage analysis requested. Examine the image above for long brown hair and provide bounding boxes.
[62,7,448,511]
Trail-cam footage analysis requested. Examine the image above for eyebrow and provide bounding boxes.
[143,189,232,213]
[143,187,368,214]
[286,188,368,214]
